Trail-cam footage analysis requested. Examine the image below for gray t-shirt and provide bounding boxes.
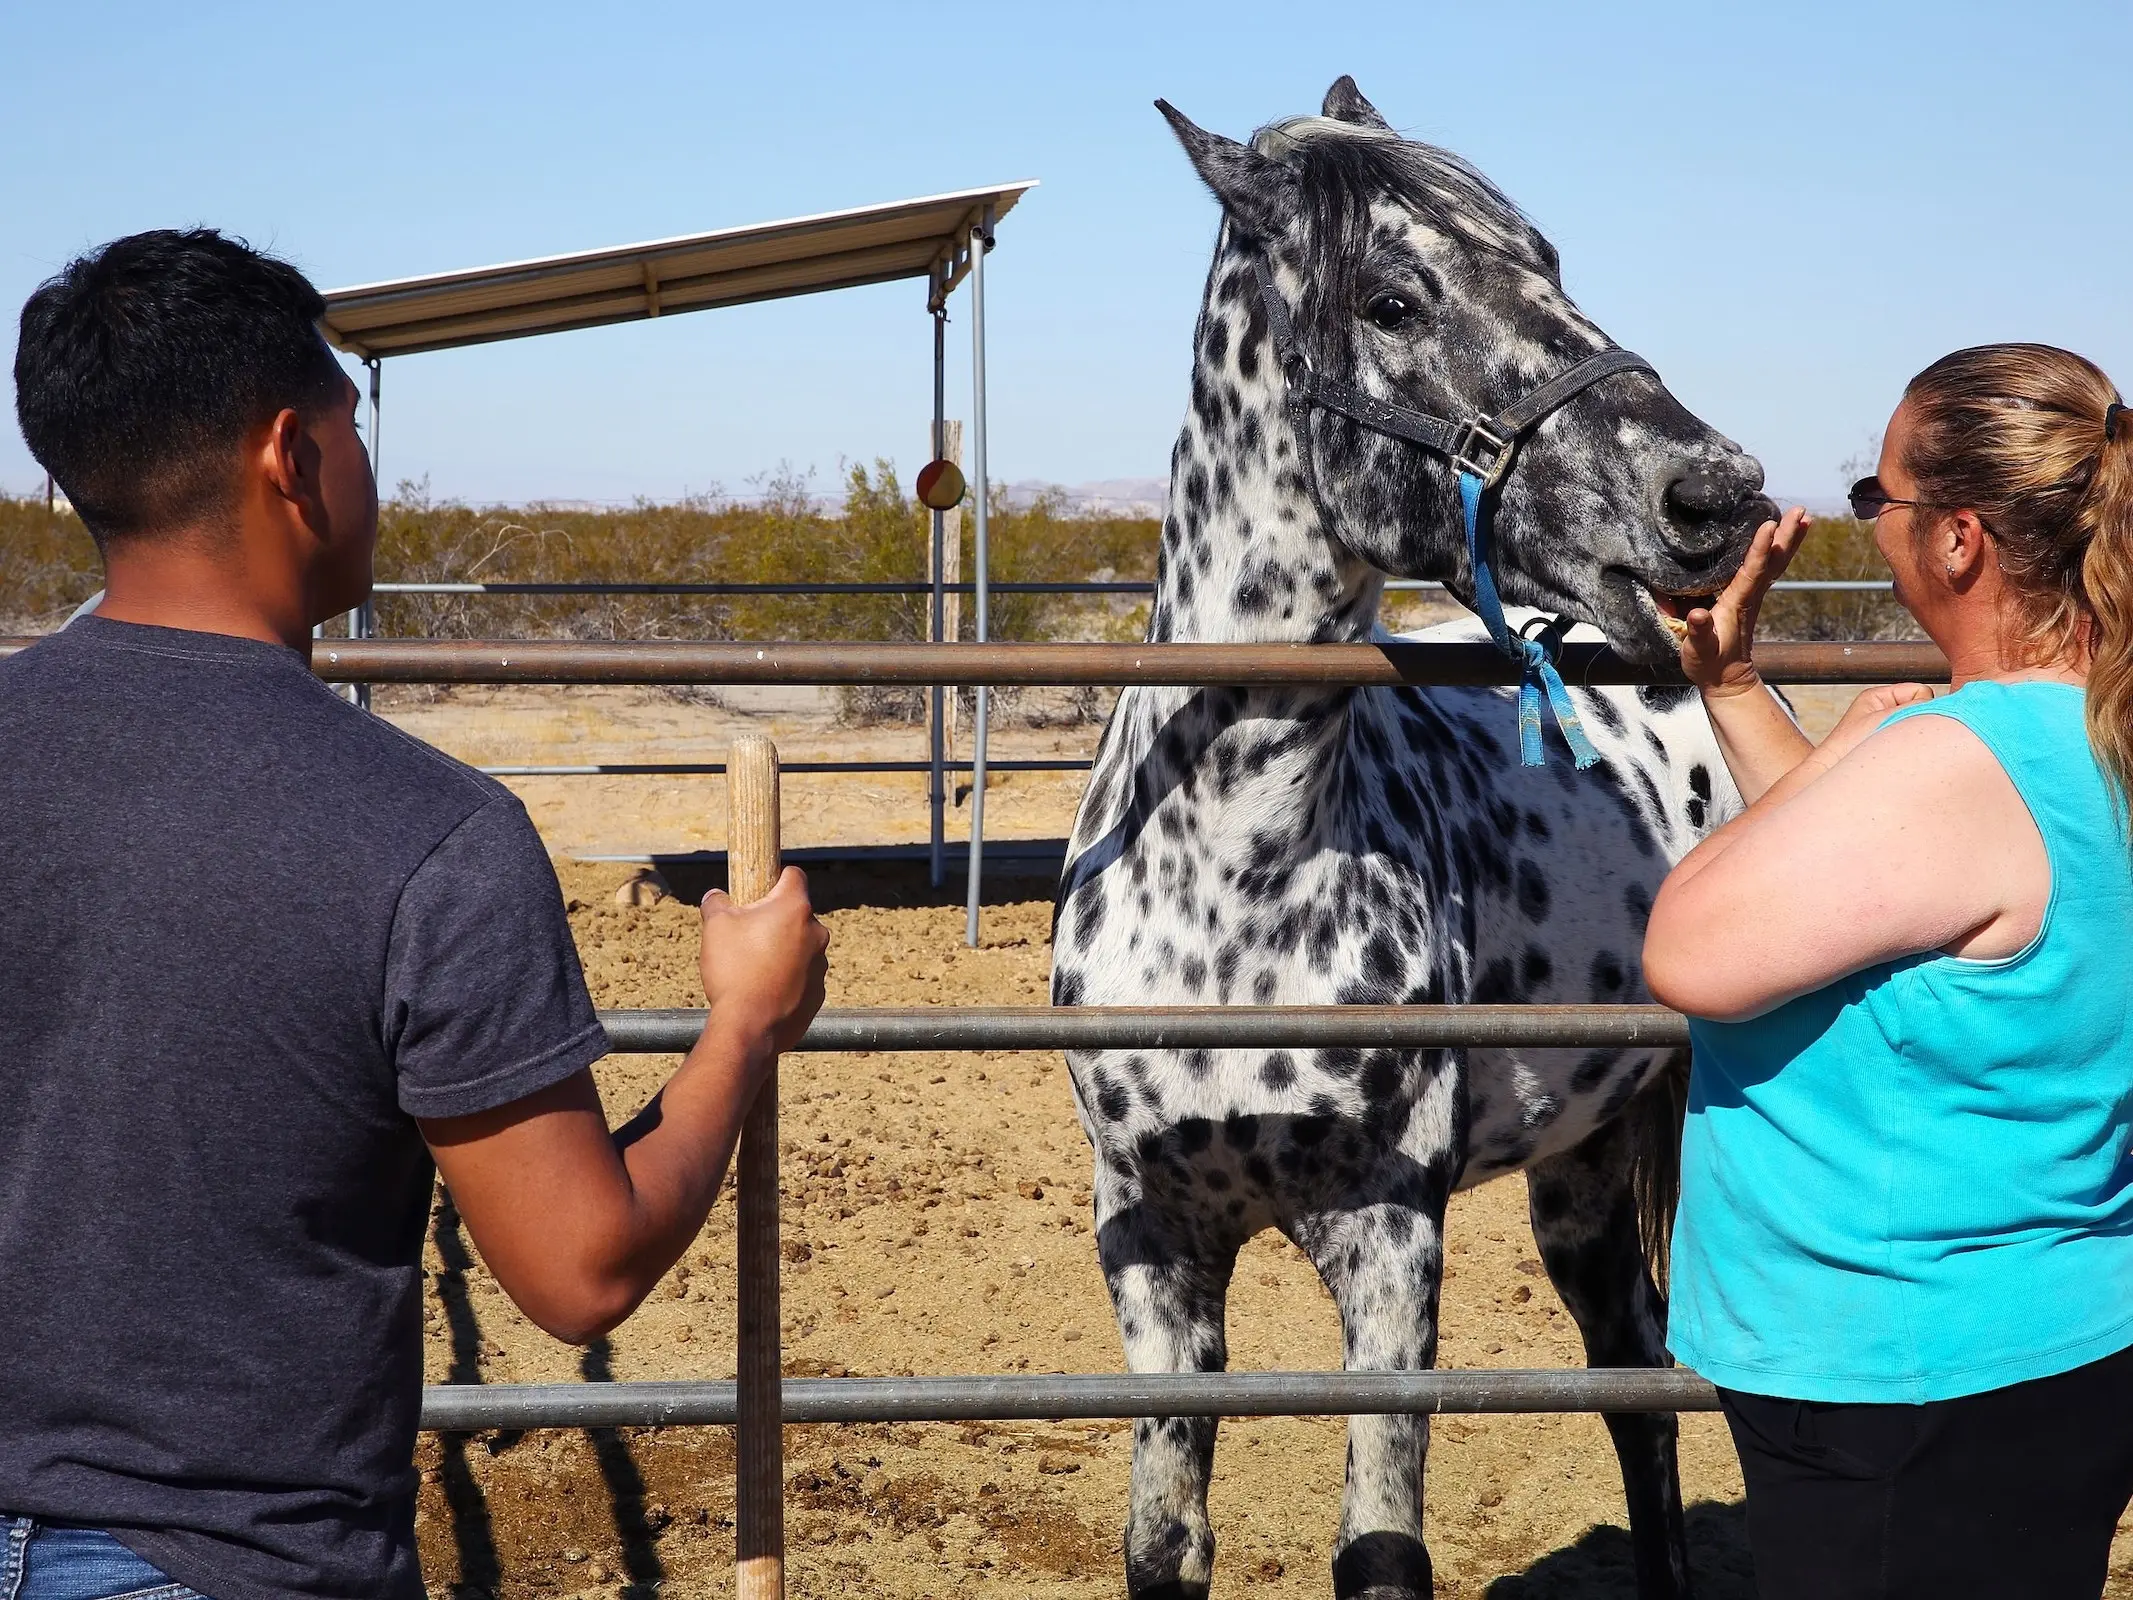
[0,617,608,1600]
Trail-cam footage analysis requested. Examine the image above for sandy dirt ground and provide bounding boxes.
[391,684,2133,1599]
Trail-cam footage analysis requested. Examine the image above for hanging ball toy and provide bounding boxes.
[916,458,966,511]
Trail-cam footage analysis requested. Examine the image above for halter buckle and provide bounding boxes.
[1448,418,1513,491]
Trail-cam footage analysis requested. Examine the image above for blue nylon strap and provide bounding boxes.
[1457,472,1601,770]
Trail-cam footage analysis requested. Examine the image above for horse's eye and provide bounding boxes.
[1365,292,1417,332]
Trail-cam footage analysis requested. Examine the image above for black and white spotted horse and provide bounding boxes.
[1051,80,1777,1600]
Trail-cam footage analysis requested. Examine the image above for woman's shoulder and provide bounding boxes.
[1846,708,2018,801]
[1881,676,2082,726]
[1877,679,2088,778]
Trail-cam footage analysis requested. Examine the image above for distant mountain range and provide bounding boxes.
[998,477,1170,517]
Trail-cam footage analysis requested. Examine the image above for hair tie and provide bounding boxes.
[2109,400,2127,443]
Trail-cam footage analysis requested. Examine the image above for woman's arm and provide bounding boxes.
[1643,714,2045,1021]
[1663,503,1933,895]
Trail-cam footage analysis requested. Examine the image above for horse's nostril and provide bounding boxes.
[1665,470,1736,520]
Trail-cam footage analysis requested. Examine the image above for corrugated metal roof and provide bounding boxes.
[320,181,1035,359]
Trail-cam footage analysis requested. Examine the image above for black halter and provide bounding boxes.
[1249,258,1657,768]
[1249,257,1655,505]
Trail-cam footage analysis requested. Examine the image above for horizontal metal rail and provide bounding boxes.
[305,638,1940,686]
[0,638,1941,685]
[372,578,1893,598]
[598,1005,1691,1054]
[480,758,1088,777]
[0,637,1926,686]
[373,580,1158,596]
[419,1368,1719,1430]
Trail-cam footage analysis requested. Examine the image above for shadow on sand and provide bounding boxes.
[427,1197,670,1599]
[578,1340,669,1600]
[430,1194,502,1597]
[1485,1500,1754,1598]
[650,842,1066,911]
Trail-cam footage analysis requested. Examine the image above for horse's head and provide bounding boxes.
[1160,78,1775,663]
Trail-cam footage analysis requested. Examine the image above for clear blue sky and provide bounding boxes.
[3,0,2127,507]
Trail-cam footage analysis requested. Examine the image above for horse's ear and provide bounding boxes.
[1321,76,1392,130]
[1155,99,1297,240]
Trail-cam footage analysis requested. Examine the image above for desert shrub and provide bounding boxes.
[1759,513,1919,642]
[0,497,99,629]
[370,466,1162,723]
[368,464,1159,646]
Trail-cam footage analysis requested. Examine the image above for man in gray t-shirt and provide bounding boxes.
[1,231,828,1600]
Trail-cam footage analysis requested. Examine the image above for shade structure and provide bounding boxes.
[319,182,1035,358]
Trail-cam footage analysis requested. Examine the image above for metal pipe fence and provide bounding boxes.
[476,758,1086,777]
[44,636,1932,685]
[406,738,1724,1593]
[0,631,1947,915]
[368,577,1896,596]
[19,623,1754,1573]
[421,1368,1720,1431]
[595,1003,1691,1054]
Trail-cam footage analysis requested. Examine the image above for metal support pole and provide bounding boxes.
[728,737,785,1600]
[929,302,948,888]
[349,358,382,710]
[964,208,995,946]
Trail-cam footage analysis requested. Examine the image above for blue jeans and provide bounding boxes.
[0,1521,202,1600]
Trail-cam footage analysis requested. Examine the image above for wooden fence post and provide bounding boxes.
[728,735,784,1600]
[938,419,964,751]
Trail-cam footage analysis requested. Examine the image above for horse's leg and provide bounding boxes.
[1099,1179,1239,1600]
[1526,1092,1693,1600]
[1294,1194,1448,1600]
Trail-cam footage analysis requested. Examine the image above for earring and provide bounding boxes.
[1945,563,1956,576]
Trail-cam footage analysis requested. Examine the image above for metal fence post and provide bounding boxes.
[728,736,785,1600]
[349,357,382,711]
[929,303,948,888]
[964,207,995,946]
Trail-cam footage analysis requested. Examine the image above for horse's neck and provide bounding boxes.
[1088,244,1396,853]
[1148,249,1382,648]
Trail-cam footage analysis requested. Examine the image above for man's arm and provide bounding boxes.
[420,869,827,1343]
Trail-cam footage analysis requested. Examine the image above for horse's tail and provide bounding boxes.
[1628,1047,1690,1288]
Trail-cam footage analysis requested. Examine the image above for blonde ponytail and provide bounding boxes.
[1900,345,2133,812]
[2082,398,2133,811]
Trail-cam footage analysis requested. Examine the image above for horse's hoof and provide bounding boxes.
[1332,1530,1433,1600]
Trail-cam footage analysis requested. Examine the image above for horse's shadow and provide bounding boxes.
[1486,1500,1754,1598]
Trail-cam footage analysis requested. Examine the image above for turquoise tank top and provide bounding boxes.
[1668,680,2133,1403]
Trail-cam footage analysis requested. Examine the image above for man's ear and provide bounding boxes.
[256,406,331,538]
[257,408,305,504]
[1322,75,1392,130]
[1155,99,1298,241]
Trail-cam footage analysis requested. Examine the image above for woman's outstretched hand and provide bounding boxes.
[1676,506,1813,697]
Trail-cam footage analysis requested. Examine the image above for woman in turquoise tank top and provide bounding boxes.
[1643,344,2133,1600]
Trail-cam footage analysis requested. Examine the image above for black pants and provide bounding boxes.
[1720,1341,2133,1599]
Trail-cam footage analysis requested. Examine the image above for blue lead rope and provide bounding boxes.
[1457,472,1601,770]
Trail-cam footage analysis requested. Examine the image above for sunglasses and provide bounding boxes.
[1847,475,1933,521]
[1848,476,1998,541]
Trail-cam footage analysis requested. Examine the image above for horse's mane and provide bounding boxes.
[1250,116,1560,281]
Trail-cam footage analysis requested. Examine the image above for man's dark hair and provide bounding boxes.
[14,229,347,545]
